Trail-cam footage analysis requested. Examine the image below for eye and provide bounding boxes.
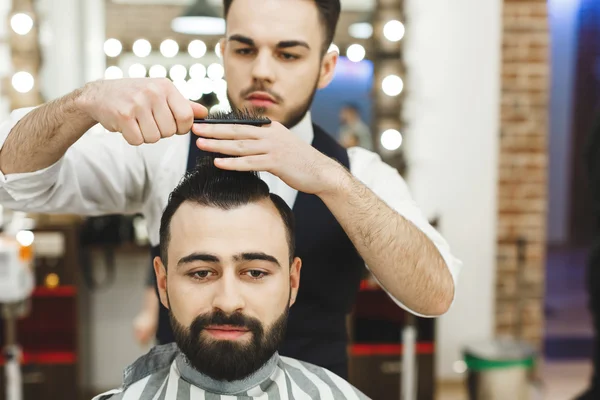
[244,270,268,280]
[235,48,255,56]
[189,270,214,281]
[279,52,299,60]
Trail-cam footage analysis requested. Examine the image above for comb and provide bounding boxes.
[194,109,271,126]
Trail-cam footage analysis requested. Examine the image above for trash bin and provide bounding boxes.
[463,338,536,400]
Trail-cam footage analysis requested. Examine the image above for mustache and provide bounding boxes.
[240,83,283,103]
[190,309,263,336]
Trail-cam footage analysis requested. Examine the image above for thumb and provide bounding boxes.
[190,101,208,119]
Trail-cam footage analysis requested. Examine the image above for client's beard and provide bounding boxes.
[170,305,289,382]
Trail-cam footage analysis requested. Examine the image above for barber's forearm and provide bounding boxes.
[318,167,454,316]
[0,86,96,175]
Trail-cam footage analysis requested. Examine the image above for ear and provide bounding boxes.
[154,256,170,310]
[289,257,302,307]
[317,50,338,90]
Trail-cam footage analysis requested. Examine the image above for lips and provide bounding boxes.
[246,92,277,107]
[204,325,250,340]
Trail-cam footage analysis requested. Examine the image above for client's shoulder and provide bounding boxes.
[277,356,371,399]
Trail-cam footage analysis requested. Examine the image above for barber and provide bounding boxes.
[0,0,461,379]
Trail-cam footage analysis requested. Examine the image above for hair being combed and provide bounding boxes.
[159,153,296,266]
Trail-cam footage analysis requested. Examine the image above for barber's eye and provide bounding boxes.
[279,53,299,60]
[246,270,267,279]
[235,48,254,55]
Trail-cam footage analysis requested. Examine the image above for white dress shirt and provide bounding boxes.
[0,107,462,317]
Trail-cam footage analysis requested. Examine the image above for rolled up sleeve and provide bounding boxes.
[0,107,149,216]
[348,147,463,317]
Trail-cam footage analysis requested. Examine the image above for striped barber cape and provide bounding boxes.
[92,343,371,400]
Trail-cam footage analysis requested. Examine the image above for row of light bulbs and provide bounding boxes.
[104,38,217,59]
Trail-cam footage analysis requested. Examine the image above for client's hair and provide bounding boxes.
[159,154,295,266]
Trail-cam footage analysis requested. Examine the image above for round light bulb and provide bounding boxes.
[16,230,34,247]
[169,64,187,81]
[189,63,207,80]
[346,44,365,62]
[104,66,123,80]
[10,13,34,35]
[453,360,467,374]
[104,38,122,57]
[11,71,34,93]
[380,129,403,151]
[186,79,203,101]
[349,22,373,39]
[382,75,404,96]
[202,78,215,94]
[132,39,152,57]
[328,43,340,54]
[128,63,147,78]
[207,63,224,80]
[160,39,179,58]
[149,65,167,78]
[383,20,405,42]
[188,40,207,58]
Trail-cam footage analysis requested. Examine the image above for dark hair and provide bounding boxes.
[159,154,296,266]
[222,0,341,55]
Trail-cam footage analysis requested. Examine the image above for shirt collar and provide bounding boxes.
[289,111,314,144]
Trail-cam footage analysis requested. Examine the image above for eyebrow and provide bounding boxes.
[228,34,310,50]
[176,252,281,268]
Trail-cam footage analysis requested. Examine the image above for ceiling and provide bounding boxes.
[111,0,375,12]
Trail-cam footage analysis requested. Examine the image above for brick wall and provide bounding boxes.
[496,0,549,346]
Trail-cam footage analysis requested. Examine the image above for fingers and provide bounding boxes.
[192,123,262,140]
[190,101,208,119]
[167,90,195,135]
[196,137,267,156]
[213,154,270,171]
[136,107,161,144]
[121,117,144,146]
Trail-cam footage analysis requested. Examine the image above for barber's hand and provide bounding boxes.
[79,78,208,145]
[191,121,348,196]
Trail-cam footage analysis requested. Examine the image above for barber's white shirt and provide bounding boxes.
[0,107,462,317]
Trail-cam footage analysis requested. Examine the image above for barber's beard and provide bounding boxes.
[169,299,289,382]
[227,79,320,130]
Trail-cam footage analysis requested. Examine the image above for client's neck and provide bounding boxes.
[175,351,279,395]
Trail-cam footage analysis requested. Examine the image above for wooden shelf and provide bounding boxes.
[0,351,76,366]
[32,285,76,297]
[350,343,435,356]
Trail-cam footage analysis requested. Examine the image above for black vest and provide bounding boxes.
[151,124,365,378]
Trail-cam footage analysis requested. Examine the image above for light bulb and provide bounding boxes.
[104,38,122,57]
[149,65,167,78]
[133,39,152,57]
[11,71,34,93]
[346,44,365,62]
[16,230,34,247]
[169,64,187,81]
[186,79,203,101]
[207,63,224,80]
[189,64,207,80]
[382,75,404,96]
[104,66,123,80]
[128,63,147,78]
[383,20,405,42]
[380,129,403,151]
[349,22,373,39]
[10,13,33,35]
[188,40,207,58]
[160,39,179,58]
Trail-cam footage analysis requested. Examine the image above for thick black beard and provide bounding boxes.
[227,79,319,130]
[170,305,289,382]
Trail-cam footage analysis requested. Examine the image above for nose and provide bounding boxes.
[251,50,275,84]
[211,272,245,314]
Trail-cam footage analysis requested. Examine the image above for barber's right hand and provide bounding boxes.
[79,78,208,145]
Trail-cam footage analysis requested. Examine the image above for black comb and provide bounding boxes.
[194,108,271,126]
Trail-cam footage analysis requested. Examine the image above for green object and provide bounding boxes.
[463,339,536,371]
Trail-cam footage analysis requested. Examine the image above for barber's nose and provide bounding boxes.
[251,51,275,83]
[211,274,245,314]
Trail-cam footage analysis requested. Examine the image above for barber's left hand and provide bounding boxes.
[191,121,346,195]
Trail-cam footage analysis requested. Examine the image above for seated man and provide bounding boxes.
[93,155,369,399]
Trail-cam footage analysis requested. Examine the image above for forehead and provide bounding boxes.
[168,200,288,259]
[226,0,323,47]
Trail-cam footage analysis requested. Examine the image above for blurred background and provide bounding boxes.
[0,0,599,399]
